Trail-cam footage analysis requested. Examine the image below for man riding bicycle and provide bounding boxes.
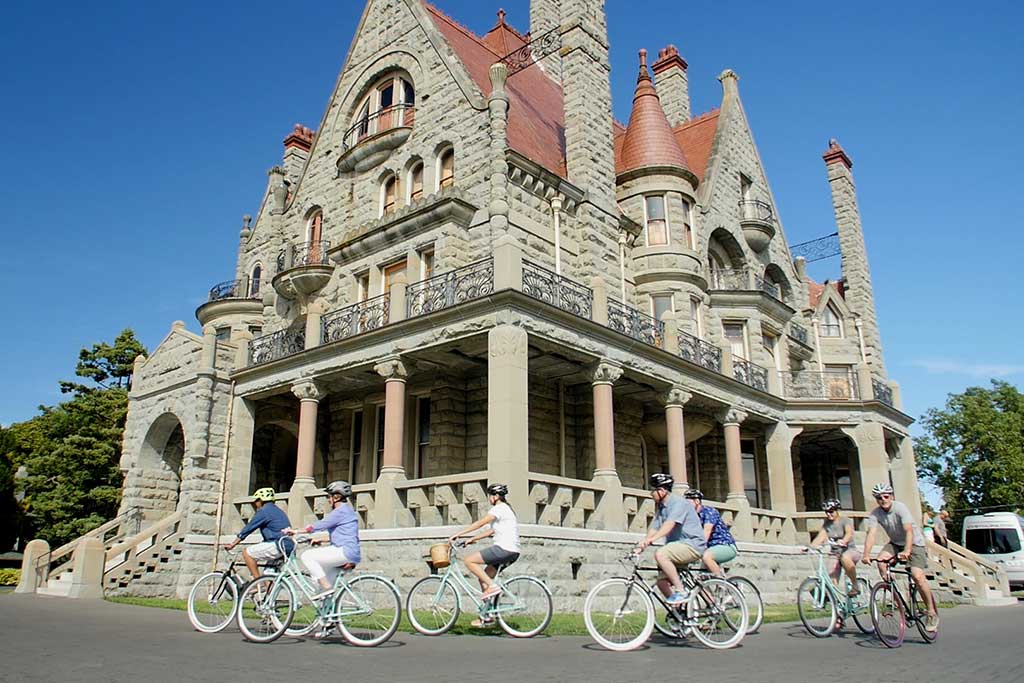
[284,480,362,601]
[862,482,938,632]
[809,498,861,595]
[683,488,737,578]
[637,473,706,605]
[223,487,291,580]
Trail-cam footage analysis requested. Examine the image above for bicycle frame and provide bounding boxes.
[267,537,374,624]
[619,554,726,623]
[874,559,924,624]
[429,543,523,617]
[806,545,864,617]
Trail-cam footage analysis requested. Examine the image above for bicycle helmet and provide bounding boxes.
[871,482,894,497]
[683,488,704,500]
[649,473,674,491]
[486,483,509,497]
[822,498,841,512]
[252,487,275,502]
[325,480,352,498]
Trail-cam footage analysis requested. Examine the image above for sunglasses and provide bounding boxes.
[874,494,893,501]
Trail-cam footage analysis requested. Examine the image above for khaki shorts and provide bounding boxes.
[655,542,702,578]
[882,543,927,569]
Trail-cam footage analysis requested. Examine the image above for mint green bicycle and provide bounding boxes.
[237,536,401,645]
[797,543,872,637]
[405,541,553,637]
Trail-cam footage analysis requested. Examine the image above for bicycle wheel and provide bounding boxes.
[686,578,748,649]
[583,577,655,652]
[335,575,401,647]
[729,576,763,634]
[849,578,873,634]
[796,577,836,638]
[870,581,906,648]
[187,571,239,633]
[406,575,460,635]
[237,576,294,643]
[496,576,553,638]
[913,590,939,643]
[278,592,322,638]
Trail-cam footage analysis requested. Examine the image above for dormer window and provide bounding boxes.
[407,161,424,202]
[644,195,668,246]
[820,303,843,338]
[349,73,415,146]
[380,174,398,217]
[437,147,455,190]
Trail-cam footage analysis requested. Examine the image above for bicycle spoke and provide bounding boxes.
[496,576,553,638]
[187,572,238,633]
[406,575,460,635]
[686,578,747,649]
[797,577,836,638]
[336,575,401,646]
[584,578,654,651]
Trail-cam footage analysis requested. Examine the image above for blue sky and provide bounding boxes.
[1,0,1021,460]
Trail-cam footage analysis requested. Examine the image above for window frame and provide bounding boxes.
[436,147,455,190]
[689,296,704,338]
[414,395,431,479]
[419,247,435,281]
[740,437,760,508]
[351,73,415,141]
[680,199,694,249]
[723,321,750,361]
[355,271,370,302]
[349,409,365,484]
[249,263,262,297]
[380,174,398,217]
[643,194,669,247]
[820,303,844,338]
[650,292,674,322]
[407,161,424,203]
[381,258,408,294]
[374,403,386,479]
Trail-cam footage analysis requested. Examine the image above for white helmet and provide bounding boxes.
[871,482,894,497]
[326,480,352,498]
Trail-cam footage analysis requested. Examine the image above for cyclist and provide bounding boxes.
[862,482,938,632]
[809,498,861,595]
[284,480,362,601]
[637,473,706,605]
[683,488,736,578]
[223,487,291,580]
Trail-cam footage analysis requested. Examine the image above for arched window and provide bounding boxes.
[307,210,324,243]
[437,147,454,190]
[249,264,262,297]
[407,161,424,203]
[351,73,415,144]
[380,174,398,216]
[820,303,843,337]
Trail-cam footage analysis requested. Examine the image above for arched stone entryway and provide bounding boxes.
[791,428,862,512]
[250,423,299,495]
[137,413,187,517]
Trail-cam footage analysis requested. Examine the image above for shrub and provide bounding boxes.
[0,568,20,586]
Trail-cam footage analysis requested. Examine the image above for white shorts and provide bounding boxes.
[246,541,283,562]
[300,545,353,584]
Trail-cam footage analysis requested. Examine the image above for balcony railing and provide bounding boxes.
[780,370,859,400]
[322,293,390,344]
[407,258,494,318]
[208,278,261,302]
[753,272,782,301]
[521,260,593,318]
[342,103,416,151]
[678,331,722,372]
[872,377,894,406]
[277,240,331,271]
[607,299,664,348]
[788,322,809,345]
[738,199,774,224]
[248,327,305,366]
[709,267,748,291]
[733,357,769,392]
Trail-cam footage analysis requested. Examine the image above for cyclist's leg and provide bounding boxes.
[704,544,737,578]
[655,543,700,601]
[240,546,260,580]
[245,541,282,580]
[876,543,896,581]
[301,545,347,593]
[840,549,862,592]
[907,548,936,617]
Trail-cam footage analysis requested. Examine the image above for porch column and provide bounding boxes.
[289,380,323,526]
[372,357,410,529]
[664,387,692,487]
[841,422,890,515]
[891,434,923,523]
[723,408,753,540]
[487,325,534,522]
[591,361,625,531]
[220,396,256,538]
[765,422,802,544]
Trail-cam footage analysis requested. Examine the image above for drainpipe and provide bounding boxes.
[551,195,564,275]
[618,233,628,302]
[212,381,236,570]
[811,316,824,371]
[854,315,867,364]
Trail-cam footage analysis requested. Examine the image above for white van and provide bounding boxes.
[961,512,1024,589]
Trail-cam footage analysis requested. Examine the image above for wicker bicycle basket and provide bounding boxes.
[429,543,451,568]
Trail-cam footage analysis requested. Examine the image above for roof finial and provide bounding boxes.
[639,49,647,68]
[497,8,506,24]
[637,49,651,82]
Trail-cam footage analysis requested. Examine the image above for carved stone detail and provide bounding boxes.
[591,361,623,385]
[374,356,409,381]
[664,387,693,408]
[722,408,748,425]
[488,326,527,360]
[291,380,324,402]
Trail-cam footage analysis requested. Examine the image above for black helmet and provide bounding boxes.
[683,488,704,500]
[326,480,352,498]
[648,473,674,491]
[822,498,841,512]
[487,483,509,497]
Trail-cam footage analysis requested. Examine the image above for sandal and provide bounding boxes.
[471,617,496,628]
[480,585,503,599]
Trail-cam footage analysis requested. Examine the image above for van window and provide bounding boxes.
[965,528,1022,555]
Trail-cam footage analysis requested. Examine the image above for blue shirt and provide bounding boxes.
[651,493,707,553]
[237,502,291,542]
[698,505,736,548]
[310,503,362,563]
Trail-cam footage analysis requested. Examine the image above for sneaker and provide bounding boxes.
[666,590,690,605]
[925,614,939,633]
[480,585,503,600]
[471,617,496,628]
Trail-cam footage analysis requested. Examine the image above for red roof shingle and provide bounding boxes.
[618,50,690,175]
[671,109,720,183]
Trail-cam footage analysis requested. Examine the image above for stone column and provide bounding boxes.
[722,408,753,540]
[66,537,104,599]
[15,539,49,594]
[304,299,326,349]
[591,361,625,531]
[289,380,323,526]
[487,326,534,522]
[487,62,511,235]
[591,276,609,325]
[841,422,890,513]
[664,387,692,487]
[388,272,408,323]
[372,357,410,529]
[222,396,256,533]
[891,435,923,523]
[765,422,802,544]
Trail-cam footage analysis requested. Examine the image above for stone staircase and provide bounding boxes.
[104,514,185,593]
[925,539,1017,606]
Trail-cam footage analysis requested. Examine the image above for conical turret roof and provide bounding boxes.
[619,49,690,175]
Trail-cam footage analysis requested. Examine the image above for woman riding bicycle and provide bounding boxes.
[809,498,861,596]
[284,480,361,601]
[683,488,737,578]
[447,483,520,626]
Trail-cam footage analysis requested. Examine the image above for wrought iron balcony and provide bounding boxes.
[678,331,722,373]
[273,241,333,300]
[277,240,331,270]
[733,357,769,392]
[607,300,664,349]
[248,327,305,366]
[739,199,774,224]
[407,258,494,318]
[337,104,415,173]
[321,294,390,344]
[788,322,809,345]
[753,273,782,301]
[709,267,749,291]
[872,377,894,407]
[779,370,859,400]
[738,199,776,253]
[521,260,593,319]
[208,278,262,302]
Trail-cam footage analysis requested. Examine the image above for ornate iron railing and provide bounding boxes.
[738,199,774,224]
[521,260,593,319]
[753,273,782,301]
[677,331,723,373]
[208,278,261,302]
[709,267,748,291]
[788,322,809,345]
[342,103,415,151]
[779,370,859,400]
[277,240,332,271]
[872,377,894,406]
[321,294,390,344]
[733,357,769,392]
[498,25,562,77]
[607,300,664,348]
[407,258,494,318]
[248,327,305,366]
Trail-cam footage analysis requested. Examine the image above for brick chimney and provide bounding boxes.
[282,124,315,186]
[652,44,689,126]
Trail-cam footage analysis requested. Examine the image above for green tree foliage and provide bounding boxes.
[3,330,146,547]
[915,380,1024,536]
[0,429,20,551]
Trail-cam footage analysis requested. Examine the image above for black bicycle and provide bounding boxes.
[869,556,939,647]
[187,550,283,633]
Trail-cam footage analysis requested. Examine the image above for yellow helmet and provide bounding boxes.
[252,487,275,502]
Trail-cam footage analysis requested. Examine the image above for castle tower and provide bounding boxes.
[529,0,562,82]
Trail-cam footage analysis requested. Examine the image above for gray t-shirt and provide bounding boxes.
[824,516,857,550]
[932,515,947,539]
[868,501,925,547]
[651,493,707,553]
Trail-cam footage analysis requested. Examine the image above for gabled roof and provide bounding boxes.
[424,3,567,176]
[807,277,846,310]
[618,50,690,175]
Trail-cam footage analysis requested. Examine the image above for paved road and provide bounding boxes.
[2,594,1022,683]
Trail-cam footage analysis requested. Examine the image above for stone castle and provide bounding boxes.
[30,0,983,605]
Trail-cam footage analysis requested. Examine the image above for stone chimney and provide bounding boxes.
[530,0,562,82]
[282,124,314,186]
[652,45,689,126]
[823,138,886,375]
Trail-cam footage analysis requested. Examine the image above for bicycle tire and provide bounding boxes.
[335,575,402,647]
[869,581,905,648]
[913,589,939,643]
[406,575,460,635]
[237,576,294,644]
[796,577,836,638]
[583,577,655,652]
[496,576,553,638]
[187,571,239,633]
[728,576,763,633]
[849,578,873,634]
[686,577,748,649]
